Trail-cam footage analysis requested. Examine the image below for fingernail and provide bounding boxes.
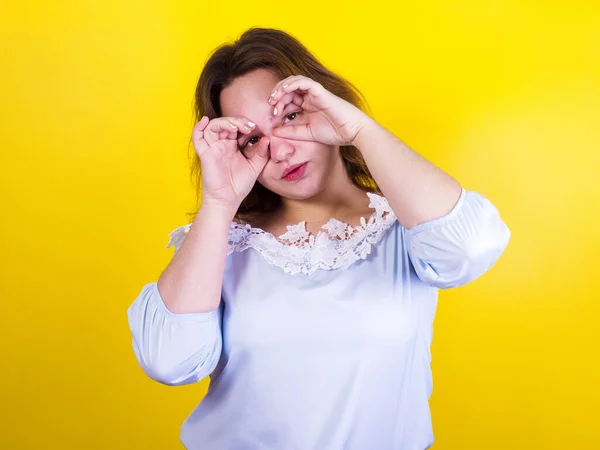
[247,121,255,127]
[273,107,278,116]
[282,84,288,88]
[230,123,237,128]
[270,91,277,97]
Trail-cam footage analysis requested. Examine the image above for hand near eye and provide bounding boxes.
[192,116,270,208]
[268,75,370,146]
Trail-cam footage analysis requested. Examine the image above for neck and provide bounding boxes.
[279,167,370,225]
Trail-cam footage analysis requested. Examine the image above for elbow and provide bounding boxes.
[126,283,223,386]
[132,337,222,386]
[141,357,192,387]
[144,361,208,387]
[424,219,511,289]
[407,189,511,289]
[137,345,194,386]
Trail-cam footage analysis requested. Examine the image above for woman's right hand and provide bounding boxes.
[192,116,270,209]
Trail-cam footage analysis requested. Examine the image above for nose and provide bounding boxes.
[268,136,294,162]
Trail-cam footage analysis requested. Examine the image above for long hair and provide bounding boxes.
[187,27,380,223]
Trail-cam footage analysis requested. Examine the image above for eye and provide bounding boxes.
[284,111,300,124]
[241,136,260,149]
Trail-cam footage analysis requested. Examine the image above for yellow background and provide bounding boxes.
[2,0,599,448]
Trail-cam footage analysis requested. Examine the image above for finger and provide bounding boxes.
[268,75,303,105]
[205,117,256,144]
[221,117,257,142]
[197,115,210,130]
[227,116,257,134]
[244,136,270,173]
[192,115,210,139]
[281,77,325,98]
[272,124,314,141]
[204,117,236,143]
[272,92,304,117]
[192,116,210,156]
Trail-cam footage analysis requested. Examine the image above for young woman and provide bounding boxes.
[127,27,510,450]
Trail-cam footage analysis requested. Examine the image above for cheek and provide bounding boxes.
[257,142,337,182]
[302,141,334,158]
[308,143,339,166]
[256,173,269,185]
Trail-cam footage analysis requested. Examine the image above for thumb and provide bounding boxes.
[245,136,270,171]
[272,124,314,141]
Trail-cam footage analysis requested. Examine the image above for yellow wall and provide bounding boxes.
[2,0,599,448]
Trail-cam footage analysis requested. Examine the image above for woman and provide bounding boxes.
[127,27,510,450]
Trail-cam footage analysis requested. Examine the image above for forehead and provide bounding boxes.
[220,68,281,119]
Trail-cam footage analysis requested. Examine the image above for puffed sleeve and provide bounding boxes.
[126,225,223,386]
[405,188,510,289]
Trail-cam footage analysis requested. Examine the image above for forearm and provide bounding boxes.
[158,202,236,314]
[353,117,462,230]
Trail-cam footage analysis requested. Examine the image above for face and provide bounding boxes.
[219,68,343,200]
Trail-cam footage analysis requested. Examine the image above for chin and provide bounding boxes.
[261,178,324,201]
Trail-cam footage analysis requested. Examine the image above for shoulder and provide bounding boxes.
[165,218,260,255]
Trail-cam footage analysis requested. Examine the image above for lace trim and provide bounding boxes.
[167,192,398,276]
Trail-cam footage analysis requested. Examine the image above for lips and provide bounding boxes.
[281,162,306,178]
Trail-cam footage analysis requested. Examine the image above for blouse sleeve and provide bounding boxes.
[404,188,511,289]
[126,225,223,386]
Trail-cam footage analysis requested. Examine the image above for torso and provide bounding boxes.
[181,193,438,449]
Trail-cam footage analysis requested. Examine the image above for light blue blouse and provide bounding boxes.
[127,188,510,450]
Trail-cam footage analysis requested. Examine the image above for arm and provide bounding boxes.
[126,113,269,385]
[126,203,235,385]
[126,282,223,386]
[269,76,510,288]
[158,202,236,314]
[352,118,461,230]
[352,119,510,289]
[401,189,511,288]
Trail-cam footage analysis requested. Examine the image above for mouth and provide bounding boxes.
[281,162,307,179]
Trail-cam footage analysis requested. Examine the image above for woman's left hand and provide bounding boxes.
[269,75,370,146]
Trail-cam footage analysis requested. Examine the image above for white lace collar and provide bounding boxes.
[167,192,397,276]
[228,192,397,275]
